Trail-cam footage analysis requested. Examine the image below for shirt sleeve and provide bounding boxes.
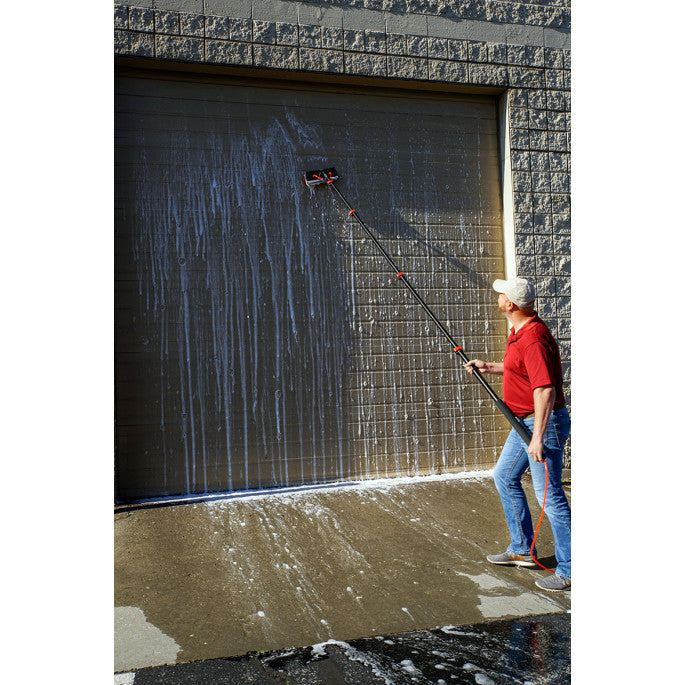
[522,340,555,390]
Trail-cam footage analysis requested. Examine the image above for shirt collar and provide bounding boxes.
[509,313,539,339]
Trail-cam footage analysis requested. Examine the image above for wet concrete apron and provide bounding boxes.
[114,473,571,673]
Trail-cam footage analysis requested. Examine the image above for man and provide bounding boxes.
[465,276,571,592]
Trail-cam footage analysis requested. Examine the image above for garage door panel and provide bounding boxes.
[115,71,507,500]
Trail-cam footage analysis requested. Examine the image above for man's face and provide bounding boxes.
[497,292,511,314]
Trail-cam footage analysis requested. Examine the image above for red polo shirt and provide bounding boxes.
[502,314,566,417]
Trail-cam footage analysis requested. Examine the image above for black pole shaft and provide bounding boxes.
[327,182,531,446]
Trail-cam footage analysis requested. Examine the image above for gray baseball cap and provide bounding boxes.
[492,277,536,307]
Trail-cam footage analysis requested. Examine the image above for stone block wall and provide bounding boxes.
[114,0,572,458]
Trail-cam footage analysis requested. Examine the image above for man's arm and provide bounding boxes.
[464,359,504,375]
[528,385,556,462]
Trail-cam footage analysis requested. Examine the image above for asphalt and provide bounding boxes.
[115,470,571,679]
[116,612,570,684]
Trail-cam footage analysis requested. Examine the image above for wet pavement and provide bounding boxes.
[116,612,570,684]
[115,471,571,674]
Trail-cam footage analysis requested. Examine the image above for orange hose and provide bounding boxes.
[530,460,554,573]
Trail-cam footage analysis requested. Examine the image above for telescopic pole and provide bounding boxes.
[320,175,531,446]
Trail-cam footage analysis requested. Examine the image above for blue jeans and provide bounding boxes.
[493,407,572,579]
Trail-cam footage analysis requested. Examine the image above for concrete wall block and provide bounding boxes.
[345,52,387,77]
[508,66,544,88]
[114,5,128,31]
[535,255,555,275]
[512,171,531,192]
[555,276,571,297]
[131,30,155,57]
[507,44,526,65]
[545,47,563,69]
[562,49,571,70]
[515,233,535,255]
[527,89,546,110]
[546,111,565,131]
[114,29,130,55]
[536,296,555,318]
[510,128,529,150]
[554,234,571,255]
[556,296,571,318]
[547,131,568,152]
[556,317,571,339]
[550,172,570,193]
[545,68,564,89]
[459,0,489,22]
[155,34,203,61]
[442,53,497,81]
[487,1,517,25]
[546,90,566,111]
[180,13,204,37]
[300,24,322,48]
[489,42,507,64]
[204,0,251,18]
[276,22,299,46]
[205,39,252,65]
[511,150,530,171]
[406,35,427,57]
[386,33,407,55]
[229,17,252,42]
[529,151,549,171]
[563,69,571,90]
[447,38,468,62]
[551,194,570,214]
[468,41,488,63]
[205,16,230,40]
[155,0,202,13]
[555,257,571,278]
[155,10,180,36]
[253,20,277,45]
[390,56,429,80]
[552,213,570,233]
[300,48,344,73]
[532,193,551,213]
[508,88,527,107]
[531,171,550,193]
[253,44,298,69]
[509,106,528,129]
[344,29,366,52]
[525,45,544,67]
[534,275,556,297]
[549,152,568,172]
[529,130,548,150]
[129,7,154,33]
[469,63,507,86]
[532,213,552,233]
[515,254,535,275]
[516,213,534,231]
[513,192,533,213]
[528,109,548,130]
[534,234,553,253]
[321,26,344,49]
[427,36,448,60]
[365,30,387,54]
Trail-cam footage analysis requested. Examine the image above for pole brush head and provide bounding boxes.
[302,168,339,187]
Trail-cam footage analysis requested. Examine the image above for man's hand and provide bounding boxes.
[464,359,488,375]
[528,435,546,463]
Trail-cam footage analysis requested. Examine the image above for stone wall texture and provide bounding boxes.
[114,0,572,460]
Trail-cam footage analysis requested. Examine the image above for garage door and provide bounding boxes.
[115,69,509,501]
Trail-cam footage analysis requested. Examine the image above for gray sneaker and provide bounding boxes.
[535,573,571,592]
[486,550,537,568]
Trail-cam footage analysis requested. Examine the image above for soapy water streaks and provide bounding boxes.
[121,92,504,497]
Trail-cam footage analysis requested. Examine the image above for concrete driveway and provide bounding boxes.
[115,471,571,673]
